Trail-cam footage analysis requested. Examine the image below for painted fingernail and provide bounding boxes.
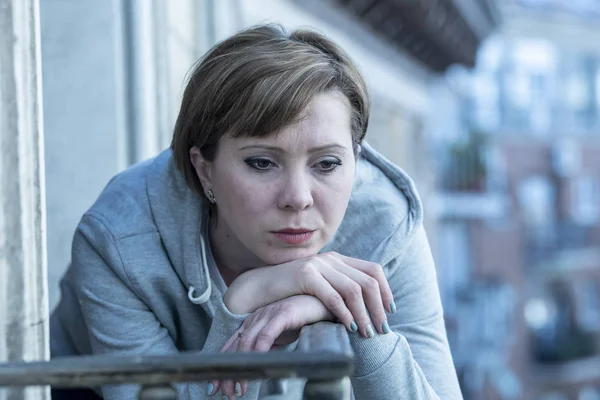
[366,324,374,338]
[390,301,397,314]
[206,382,214,395]
[235,382,242,396]
[350,321,358,332]
[382,320,391,334]
[222,396,229,400]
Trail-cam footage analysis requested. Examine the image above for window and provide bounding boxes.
[564,73,590,112]
[530,73,552,134]
[570,176,600,225]
[437,222,471,313]
[506,68,532,110]
[518,176,556,227]
[573,279,600,333]
[472,74,500,131]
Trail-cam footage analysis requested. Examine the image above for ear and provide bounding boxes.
[189,146,213,192]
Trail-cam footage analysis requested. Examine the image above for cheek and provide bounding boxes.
[216,170,273,213]
[317,175,354,220]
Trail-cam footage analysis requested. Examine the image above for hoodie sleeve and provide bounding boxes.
[72,213,261,400]
[348,224,463,399]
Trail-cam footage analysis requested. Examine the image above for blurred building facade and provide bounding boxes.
[432,1,600,399]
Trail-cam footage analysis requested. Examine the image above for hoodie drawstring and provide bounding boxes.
[187,234,212,304]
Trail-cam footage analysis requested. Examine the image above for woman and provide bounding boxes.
[50,24,461,399]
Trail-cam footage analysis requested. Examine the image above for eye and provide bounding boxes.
[245,157,275,171]
[315,157,342,173]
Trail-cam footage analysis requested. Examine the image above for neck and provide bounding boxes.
[208,212,264,286]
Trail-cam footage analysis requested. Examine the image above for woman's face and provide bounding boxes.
[191,91,356,267]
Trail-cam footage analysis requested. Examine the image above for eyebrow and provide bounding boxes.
[238,144,348,153]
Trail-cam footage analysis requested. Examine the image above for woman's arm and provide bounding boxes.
[349,225,463,399]
[72,213,259,400]
[224,251,394,339]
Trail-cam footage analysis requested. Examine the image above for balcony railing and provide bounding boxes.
[525,222,597,267]
[0,322,354,400]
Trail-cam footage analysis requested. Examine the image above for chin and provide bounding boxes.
[260,245,321,266]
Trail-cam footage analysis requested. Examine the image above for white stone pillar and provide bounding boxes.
[0,0,50,398]
[124,0,163,162]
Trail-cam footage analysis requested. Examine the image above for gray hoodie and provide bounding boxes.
[50,142,462,399]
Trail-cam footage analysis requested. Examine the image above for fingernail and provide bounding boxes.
[206,383,214,395]
[350,321,358,332]
[382,320,391,334]
[222,396,229,400]
[390,301,397,314]
[366,324,374,338]
[235,382,242,396]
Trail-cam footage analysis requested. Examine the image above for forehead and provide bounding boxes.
[226,92,353,151]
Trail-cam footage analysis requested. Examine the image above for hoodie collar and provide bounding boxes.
[321,142,423,266]
[146,149,213,306]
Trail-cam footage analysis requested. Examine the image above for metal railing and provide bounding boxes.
[525,222,596,267]
[0,322,354,400]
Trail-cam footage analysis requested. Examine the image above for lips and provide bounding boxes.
[271,228,315,245]
[274,228,314,234]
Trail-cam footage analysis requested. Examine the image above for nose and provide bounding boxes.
[277,168,314,211]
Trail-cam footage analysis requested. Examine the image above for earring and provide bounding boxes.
[206,189,216,204]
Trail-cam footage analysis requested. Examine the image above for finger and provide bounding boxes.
[220,339,241,399]
[238,316,270,353]
[235,381,243,398]
[220,379,237,399]
[220,378,243,399]
[206,380,218,396]
[211,374,224,397]
[254,314,290,352]
[299,260,355,332]
[319,264,374,338]
[234,318,270,397]
[332,253,395,314]
[219,327,244,353]
[214,331,244,397]
[328,260,389,335]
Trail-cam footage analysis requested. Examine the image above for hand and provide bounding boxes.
[224,252,395,339]
[211,295,335,399]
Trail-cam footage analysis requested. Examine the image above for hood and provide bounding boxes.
[322,142,423,266]
[146,150,213,306]
[146,141,423,306]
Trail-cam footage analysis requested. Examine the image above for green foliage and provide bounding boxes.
[447,130,488,191]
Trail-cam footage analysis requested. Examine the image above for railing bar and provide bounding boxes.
[0,352,354,388]
[0,369,351,388]
[0,351,350,372]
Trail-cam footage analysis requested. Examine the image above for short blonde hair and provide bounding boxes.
[171,24,370,196]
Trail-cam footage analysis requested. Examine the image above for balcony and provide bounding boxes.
[330,0,500,72]
[525,222,599,271]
